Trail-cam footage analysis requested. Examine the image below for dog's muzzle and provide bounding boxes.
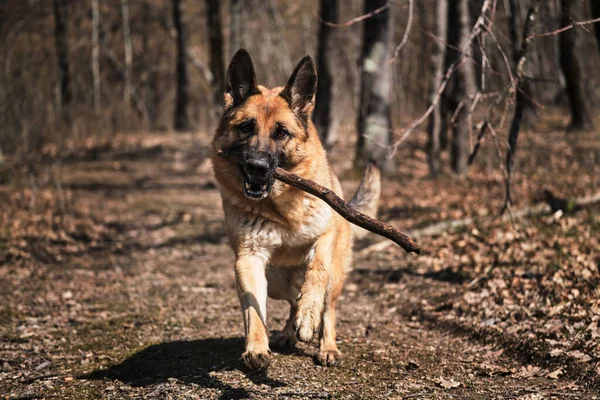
[241,155,275,200]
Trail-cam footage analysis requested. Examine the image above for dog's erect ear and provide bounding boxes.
[225,49,260,107]
[280,56,317,120]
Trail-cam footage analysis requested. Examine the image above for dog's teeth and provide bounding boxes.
[245,182,250,190]
[261,184,267,191]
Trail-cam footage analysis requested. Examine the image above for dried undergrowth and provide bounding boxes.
[1,124,599,398]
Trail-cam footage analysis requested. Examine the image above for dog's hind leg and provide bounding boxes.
[317,297,343,366]
[267,266,302,351]
[235,253,272,372]
[271,301,298,351]
[316,225,349,366]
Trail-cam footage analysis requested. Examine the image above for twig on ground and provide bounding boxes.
[216,148,421,254]
[20,373,63,385]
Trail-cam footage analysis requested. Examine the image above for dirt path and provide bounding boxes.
[2,133,599,399]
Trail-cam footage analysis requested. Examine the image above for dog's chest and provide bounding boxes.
[281,197,332,245]
[235,197,332,265]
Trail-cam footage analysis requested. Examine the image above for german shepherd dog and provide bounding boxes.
[211,49,380,372]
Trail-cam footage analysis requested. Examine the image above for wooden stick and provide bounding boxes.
[216,148,421,255]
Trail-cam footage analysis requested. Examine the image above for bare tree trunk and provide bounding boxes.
[447,0,477,175]
[355,0,393,172]
[172,0,190,131]
[205,0,225,108]
[591,0,600,56]
[92,0,101,114]
[230,0,242,59]
[142,1,158,127]
[121,0,133,115]
[426,0,448,177]
[502,1,541,213]
[559,0,593,131]
[53,0,71,119]
[313,0,337,149]
[266,1,293,76]
[507,0,536,124]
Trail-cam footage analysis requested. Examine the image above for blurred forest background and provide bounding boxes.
[2,0,600,398]
[1,0,599,177]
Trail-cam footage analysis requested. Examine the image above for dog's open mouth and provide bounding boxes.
[243,179,272,199]
[241,169,274,200]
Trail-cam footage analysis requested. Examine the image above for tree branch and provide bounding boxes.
[216,148,421,255]
[390,0,495,155]
[527,16,600,41]
[467,120,489,166]
[388,0,414,63]
[314,2,389,28]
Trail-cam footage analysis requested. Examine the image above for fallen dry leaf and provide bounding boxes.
[437,376,461,389]
[547,368,563,380]
[567,350,591,362]
[518,365,541,378]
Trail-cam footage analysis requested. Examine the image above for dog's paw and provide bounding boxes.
[240,350,271,373]
[271,331,298,352]
[317,348,342,366]
[293,298,323,342]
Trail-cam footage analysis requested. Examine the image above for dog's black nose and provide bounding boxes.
[246,158,270,176]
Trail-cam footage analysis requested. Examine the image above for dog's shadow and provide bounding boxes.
[81,337,289,399]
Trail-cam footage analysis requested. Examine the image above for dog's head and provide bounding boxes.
[214,49,317,200]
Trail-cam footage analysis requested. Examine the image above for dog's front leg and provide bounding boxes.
[294,233,333,343]
[235,252,271,372]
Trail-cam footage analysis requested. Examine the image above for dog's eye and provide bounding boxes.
[237,120,255,135]
[273,126,290,141]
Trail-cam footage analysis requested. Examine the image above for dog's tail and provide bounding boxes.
[348,161,381,240]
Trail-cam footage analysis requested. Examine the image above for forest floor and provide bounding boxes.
[1,121,600,399]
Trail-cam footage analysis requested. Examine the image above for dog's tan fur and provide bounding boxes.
[211,50,380,371]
